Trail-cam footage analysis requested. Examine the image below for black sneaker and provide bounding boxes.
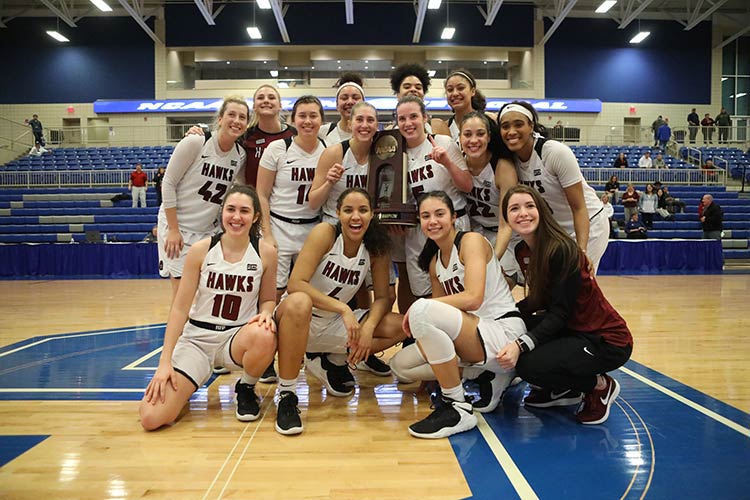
[234,381,260,422]
[305,353,355,397]
[275,391,303,435]
[355,354,392,376]
[259,362,278,383]
[471,370,513,414]
[408,397,477,439]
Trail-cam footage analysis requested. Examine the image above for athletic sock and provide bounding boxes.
[241,373,259,385]
[278,377,297,394]
[442,384,464,403]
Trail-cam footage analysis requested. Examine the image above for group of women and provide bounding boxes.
[139,64,633,439]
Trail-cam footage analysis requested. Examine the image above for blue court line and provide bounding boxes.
[0,435,50,468]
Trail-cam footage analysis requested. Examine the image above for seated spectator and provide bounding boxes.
[655,188,673,221]
[613,152,628,169]
[702,158,718,180]
[638,151,653,169]
[638,183,658,229]
[552,120,564,139]
[653,152,667,169]
[657,184,686,214]
[142,225,158,243]
[625,213,647,239]
[601,193,618,238]
[605,175,621,204]
[621,183,640,222]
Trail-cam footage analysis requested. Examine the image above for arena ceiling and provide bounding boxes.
[1,0,748,46]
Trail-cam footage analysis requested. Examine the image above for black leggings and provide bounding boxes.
[516,332,632,393]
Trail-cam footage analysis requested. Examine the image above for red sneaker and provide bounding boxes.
[524,387,583,408]
[576,374,620,425]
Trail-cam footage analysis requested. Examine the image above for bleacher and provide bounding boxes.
[571,145,694,169]
[678,146,750,182]
[2,145,174,171]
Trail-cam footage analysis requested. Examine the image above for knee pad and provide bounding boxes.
[389,344,435,383]
[408,298,462,342]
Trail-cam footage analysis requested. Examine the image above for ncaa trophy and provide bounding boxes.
[368,129,417,226]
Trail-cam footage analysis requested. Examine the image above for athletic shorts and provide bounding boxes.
[157,215,214,279]
[460,316,526,376]
[171,322,244,389]
[271,217,317,289]
[404,213,470,297]
[307,308,369,354]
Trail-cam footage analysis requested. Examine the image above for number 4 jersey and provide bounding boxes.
[189,234,263,327]
[160,134,247,233]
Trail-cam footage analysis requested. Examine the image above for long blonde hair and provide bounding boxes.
[214,95,249,131]
[248,85,284,129]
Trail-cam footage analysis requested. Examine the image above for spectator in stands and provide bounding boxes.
[701,113,715,144]
[613,152,628,169]
[656,117,671,151]
[653,152,667,169]
[153,167,166,207]
[601,193,617,238]
[687,108,700,144]
[142,225,158,243]
[702,158,718,181]
[700,194,723,240]
[28,141,48,156]
[605,175,621,204]
[639,183,658,229]
[651,115,665,147]
[654,183,686,214]
[716,108,732,144]
[25,114,45,147]
[128,163,148,208]
[621,183,640,222]
[625,213,647,239]
[655,187,672,221]
[552,120,564,140]
[638,150,653,169]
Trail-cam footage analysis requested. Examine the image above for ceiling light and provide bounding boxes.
[440,27,455,40]
[338,66,342,69]
[595,1,616,14]
[46,30,69,42]
[90,0,112,12]
[337,60,341,63]
[226,61,230,65]
[365,60,369,63]
[270,70,278,77]
[284,66,288,69]
[629,31,650,44]
[483,61,487,64]
[364,66,368,69]
[721,77,728,81]
[428,0,442,9]
[263,60,267,64]
[736,93,747,98]
[278,82,289,88]
[311,66,315,70]
[246,27,262,39]
[257,0,271,9]
[427,70,436,77]
[438,60,442,64]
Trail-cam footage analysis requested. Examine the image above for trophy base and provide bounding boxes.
[375,210,418,226]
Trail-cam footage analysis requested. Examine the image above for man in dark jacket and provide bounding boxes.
[687,108,700,144]
[700,194,723,240]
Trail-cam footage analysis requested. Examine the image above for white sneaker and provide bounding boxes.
[472,370,513,414]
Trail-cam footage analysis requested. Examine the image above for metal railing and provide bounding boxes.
[581,167,727,187]
[0,169,157,188]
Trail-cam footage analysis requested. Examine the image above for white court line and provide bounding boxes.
[122,347,162,370]
[0,324,165,359]
[476,414,539,500]
[619,366,750,438]
[0,388,144,393]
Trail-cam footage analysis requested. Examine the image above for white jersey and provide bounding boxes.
[322,141,369,220]
[260,137,325,220]
[448,116,460,144]
[160,134,246,233]
[406,134,468,211]
[189,235,263,327]
[319,122,352,146]
[467,162,500,231]
[514,133,602,235]
[309,230,370,320]
[435,233,518,320]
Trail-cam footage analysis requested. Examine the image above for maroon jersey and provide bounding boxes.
[241,125,296,186]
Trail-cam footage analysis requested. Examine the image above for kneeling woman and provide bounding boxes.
[497,185,633,425]
[272,188,405,435]
[392,191,526,439]
[139,185,278,430]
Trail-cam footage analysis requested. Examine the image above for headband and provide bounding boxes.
[336,82,366,100]
[499,104,534,122]
[446,71,476,88]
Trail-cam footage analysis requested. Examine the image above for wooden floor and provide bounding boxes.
[1,276,749,498]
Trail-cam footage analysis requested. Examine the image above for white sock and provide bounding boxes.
[278,377,297,394]
[241,373,259,385]
[442,384,464,403]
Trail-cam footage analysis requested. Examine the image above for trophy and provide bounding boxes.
[368,129,417,226]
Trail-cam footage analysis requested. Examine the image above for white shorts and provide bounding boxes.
[171,321,244,388]
[157,215,214,278]
[307,309,369,354]
[404,213,470,297]
[460,316,526,376]
[271,216,317,289]
[584,211,610,275]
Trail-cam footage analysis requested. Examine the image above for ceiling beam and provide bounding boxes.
[540,0,577,46]
[194,0,216,25]
[618,0,655,30]
[412,0,428,44]
[716,24,750,49]
[685,0,729,31]
[478,0,504,26]
[117,0,162,45]
[269,0,289,43]
[39,0,76,28]
[345,0,353,24]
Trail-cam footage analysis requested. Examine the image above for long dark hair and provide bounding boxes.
[445,69,487,112]
[221,184,263,240]
[336,188,391,257]
[417,191,455,272]
[460,110,512,163]
[497,100,548,138]
[501,185,580,309]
